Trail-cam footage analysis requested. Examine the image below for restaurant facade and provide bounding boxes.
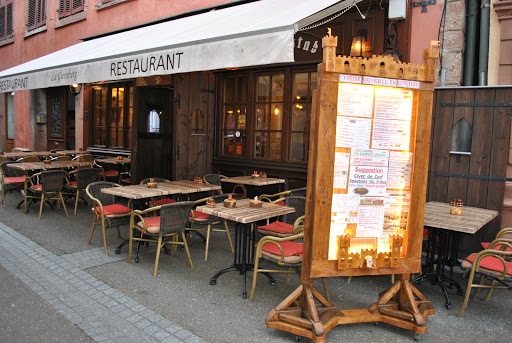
[0,0,509,189]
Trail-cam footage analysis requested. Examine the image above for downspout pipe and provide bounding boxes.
[463,0,479,86]
[478,0,491,86]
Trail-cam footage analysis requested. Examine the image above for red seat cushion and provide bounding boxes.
[137,216,160,234]
[464,253,512,275]
[32,184,42,190]
[68,181,78,187]
[100,170,119,176]
[190,209,209,219]
[258,221,293,235]
[4,176,26,184]
[92,204,131,218]
[155,198,176,206]
[261,240,303,256]
[481,242,512,252]
[275,201,285,206]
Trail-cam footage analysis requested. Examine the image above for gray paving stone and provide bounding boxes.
[0,223,201,343]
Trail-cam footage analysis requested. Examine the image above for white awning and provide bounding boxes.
[0,0,359,92]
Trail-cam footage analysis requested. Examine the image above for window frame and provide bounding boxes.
[27,0,46,32]
[58,0,84,19]
[91,82,133,150]
[217,66,316,164]
[0,0,13,42]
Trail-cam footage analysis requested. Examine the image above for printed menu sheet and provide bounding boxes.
[328,78,417,260]
[333,152,350,189]
[335,117,372,148]
[337,84,374,118]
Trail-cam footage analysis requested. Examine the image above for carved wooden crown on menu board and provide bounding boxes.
[322,34,439,82]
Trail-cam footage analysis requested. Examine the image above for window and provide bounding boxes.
[147,110,160,133]
[0,0,13,41]
[27,0,46,31]
[290,71,316,161]
[222,76,248,156]
[255,73,284,159]
[220,68,316,163]
[59,0,84,19]
[92,84,133,149]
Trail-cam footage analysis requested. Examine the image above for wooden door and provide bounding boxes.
[5,92,14,151]
[135,87,174,181]
[47,87,67,150]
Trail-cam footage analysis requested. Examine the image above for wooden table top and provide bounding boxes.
[54,150,88,156]
[100,180,221,199]
[424,201,499,234]
[8,161,93,171]
[1,150,87,159]
[221,175,285,186]
[96,157,132,164]
[196,198,295,224]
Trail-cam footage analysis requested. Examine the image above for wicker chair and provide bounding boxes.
[257,196,306,237]
[289,187,307,197]
[93,159,120,182]
[249,216,329,301]
[64,168,99,215]
[140,177,176,206]
[86,181,132,255]
[51,155,71,161]
[203,173,246,198]
[1,161,26,208]
[186,193,235,261]
[24,170,68,219]
[128,201,195,277]
[458,237,512,317]
[19,155,39,162]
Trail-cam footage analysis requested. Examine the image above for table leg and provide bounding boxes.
[412,227,463,309]
[209,222,256,298]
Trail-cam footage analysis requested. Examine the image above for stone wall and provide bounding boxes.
[440,0,466,86]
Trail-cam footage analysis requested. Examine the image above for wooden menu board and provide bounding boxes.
[266,34,439,343]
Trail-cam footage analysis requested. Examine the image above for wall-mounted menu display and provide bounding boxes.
[329,75,416,261]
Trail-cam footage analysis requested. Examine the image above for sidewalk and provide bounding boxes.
[0,193,511,343]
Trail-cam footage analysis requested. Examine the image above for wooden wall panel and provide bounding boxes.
[428,87,512,252]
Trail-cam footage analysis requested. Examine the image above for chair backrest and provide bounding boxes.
[41,170,67,193]
[54,155,71,161]
[289,187,307,197]
[1,161,24,178]
[203,174,225,186]
[86,181,119,206]
[282,196,306,225]
[75,168,100,189]
[194,192,234,205]
[159,201,195,236]
[140,177,169,184]
[20,156,39,162]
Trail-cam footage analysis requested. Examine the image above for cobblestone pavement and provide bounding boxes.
[0,222,207,343]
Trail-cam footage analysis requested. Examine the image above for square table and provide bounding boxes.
[9,160,93,172]
[412,201,499,309]
[100,180,220,200]
[100,180,222,254]
[196,198,295,298]
[221,175,285,198]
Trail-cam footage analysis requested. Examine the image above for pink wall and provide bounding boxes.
[408,2,444,65]
[1,0,231,149]
[1,0,232,70]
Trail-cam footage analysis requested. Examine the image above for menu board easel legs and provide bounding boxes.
[266,275,434,342]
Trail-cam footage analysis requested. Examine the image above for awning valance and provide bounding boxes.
[0,0,360,92]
